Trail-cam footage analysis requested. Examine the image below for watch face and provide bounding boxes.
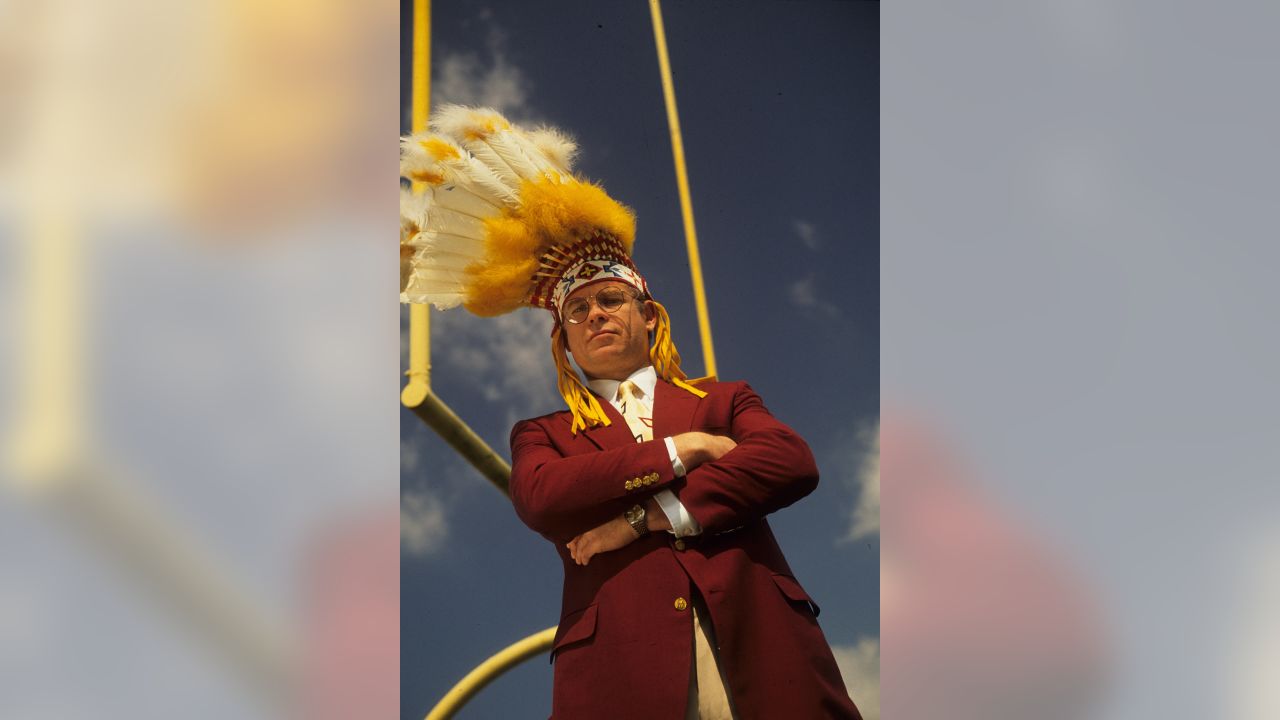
[626,505,646,534]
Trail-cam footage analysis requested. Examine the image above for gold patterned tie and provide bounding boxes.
[618,381,653,443]
[618,383,735,718]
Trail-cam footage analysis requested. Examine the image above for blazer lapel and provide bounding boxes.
[578,393,638,451]
[653,378,703,440]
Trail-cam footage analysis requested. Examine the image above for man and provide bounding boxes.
[400,106,861,719]
[509,275,861,719]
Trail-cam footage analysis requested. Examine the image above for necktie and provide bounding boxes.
[618,381,653,443]
[618,381,735,718]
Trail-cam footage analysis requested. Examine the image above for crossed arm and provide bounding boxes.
[565,432,737,565]
[509,383,819,564]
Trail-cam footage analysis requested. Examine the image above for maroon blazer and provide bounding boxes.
[510,378,861,719]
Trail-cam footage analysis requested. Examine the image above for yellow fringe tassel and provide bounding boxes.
[650,301,707,399]
[549,300,707,434]
[551,324,613,434]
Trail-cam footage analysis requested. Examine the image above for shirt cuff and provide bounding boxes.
[658,437,703,537]
[664,436,687,478]
[654,490,702,537]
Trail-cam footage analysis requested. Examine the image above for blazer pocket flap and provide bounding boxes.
[771,573,821,618]
[550,603,598,661]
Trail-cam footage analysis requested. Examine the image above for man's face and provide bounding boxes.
[562,281,656,381]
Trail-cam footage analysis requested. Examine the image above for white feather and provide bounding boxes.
[415,251,483,277]
[401,291,466,310]
[401,106,602,311]
[399,134,451,177]
[412,266,467,281]
[403,246,470,307]
[415,246,479,273]
[406,234,482,260]
[422,206,487,240]
[527,127,578,173]
[410,291,466,308]
[400,133,517,209]
[444,151,520,207]
[429,104,507,139]
[431,183,503,218]
[428,105,540,191]
[399,151,495,307]
[480,129,557,182]
[415,254,467,269]
[400,186,431,223]
[456,137,522,187]
[410,264,468,286]
[401,272,467,308]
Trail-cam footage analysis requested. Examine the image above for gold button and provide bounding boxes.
[644,477,654,486]
[648,472,659,481]
[674,539,686,551]
[625,480,633,490]
[674,597,688,611]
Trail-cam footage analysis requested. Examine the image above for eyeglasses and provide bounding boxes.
[562,287,641,324]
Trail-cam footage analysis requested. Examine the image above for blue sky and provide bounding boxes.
[400,2,879,717]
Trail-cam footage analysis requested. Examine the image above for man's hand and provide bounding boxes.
[671,431,738,471]
[567,497,671,565]
[567,516,637,566]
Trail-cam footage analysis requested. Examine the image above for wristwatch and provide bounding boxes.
[624,504,649,538]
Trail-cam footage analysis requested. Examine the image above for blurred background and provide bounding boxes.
[7,0,1280,718]
[1,0,398,718]
[883,2,1280,719]
[399,2,879,718]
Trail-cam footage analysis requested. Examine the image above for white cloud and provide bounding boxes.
[793,219,820,250]
[432,308,561,421]
[433,23,530,117]
[400,437,421,476]
[401,438,447,557]
[789,275,842,318]
[832,636,880,720]
[400,488,447,557]
[847,420,880,540]
[789,276,818,306]
[399,301,561,424]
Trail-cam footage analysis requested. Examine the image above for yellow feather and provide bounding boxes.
[407,169,445,185]
[419,137,461,162]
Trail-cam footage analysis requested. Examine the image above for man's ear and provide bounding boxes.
[643,300,658,332]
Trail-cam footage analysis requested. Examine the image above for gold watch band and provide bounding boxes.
[625,504,649,537]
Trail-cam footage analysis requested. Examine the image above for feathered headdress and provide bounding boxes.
[400,105,704,432]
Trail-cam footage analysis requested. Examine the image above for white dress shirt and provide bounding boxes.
[586,366,703,537]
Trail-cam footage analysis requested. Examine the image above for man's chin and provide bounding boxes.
[580,354,648,381]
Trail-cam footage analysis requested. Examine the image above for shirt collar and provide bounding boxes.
[586,365,657,404]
